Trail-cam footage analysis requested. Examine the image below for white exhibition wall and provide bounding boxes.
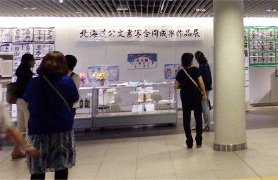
[244,18,278,104]
[0,17,277,104]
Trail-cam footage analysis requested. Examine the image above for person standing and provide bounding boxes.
[65,55,81,116]
[23,51,79,180]
[175,53,207,148]
[195,51,212,131]
[12,53,35,158]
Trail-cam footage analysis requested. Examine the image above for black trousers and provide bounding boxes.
[182,104,203,146]
[30,168,68,180]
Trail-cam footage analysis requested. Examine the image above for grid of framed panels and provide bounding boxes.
[245,26,277,67]
[0,27,55,81]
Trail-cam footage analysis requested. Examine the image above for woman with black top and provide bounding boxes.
[175,53,207,148]
[195,51,212,131]
[12,53,35,158]
[65,55,80,116]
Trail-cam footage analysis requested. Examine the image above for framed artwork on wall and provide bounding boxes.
[127,53,157,70]
[87,65,119,83]
[164,63,182,79]
[245,26,277,67]
[0,27,55,81]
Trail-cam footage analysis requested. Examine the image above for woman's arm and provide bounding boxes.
[174,80,180,89]
[198,76,207,100]
[5,127,39,158]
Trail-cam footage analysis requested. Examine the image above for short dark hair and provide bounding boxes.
[21,53,34,63]
[181,53,194,67]
[65,55,77,71]
[37,51,68,75]
[195,51,208,65]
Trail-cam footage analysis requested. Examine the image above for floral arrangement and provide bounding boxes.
[90,71,107,86]
[79,72,87,86]
[95,72,106,81]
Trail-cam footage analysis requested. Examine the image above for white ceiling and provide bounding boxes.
[0,0,277,18]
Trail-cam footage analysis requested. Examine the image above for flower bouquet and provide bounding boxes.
[95,72,107,86]
[79,72,87,87]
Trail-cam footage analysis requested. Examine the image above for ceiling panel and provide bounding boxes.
[0,0,277,18]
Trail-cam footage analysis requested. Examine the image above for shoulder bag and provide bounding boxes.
[182,68,204,98]
[42,75,71,111]
[6,82,17,104]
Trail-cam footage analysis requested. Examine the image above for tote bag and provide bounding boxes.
[6,83,17,104]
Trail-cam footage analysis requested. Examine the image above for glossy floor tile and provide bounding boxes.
[1,107,278,179]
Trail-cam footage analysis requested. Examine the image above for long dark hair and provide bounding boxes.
[195,51,208,65]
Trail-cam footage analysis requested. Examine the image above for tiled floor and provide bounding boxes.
[1,106,278,180]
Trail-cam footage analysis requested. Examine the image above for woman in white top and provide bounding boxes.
[65,55,81,116]
[0,102,38,158]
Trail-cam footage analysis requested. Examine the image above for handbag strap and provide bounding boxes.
[42,75,71,111]
[182,68,203,95]
[70,72,75,78]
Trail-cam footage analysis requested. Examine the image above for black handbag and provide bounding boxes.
[208,100,212,110]
[6,82,17,104]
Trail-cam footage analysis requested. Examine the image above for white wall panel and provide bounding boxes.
[249,67,272,103]
[270,70,278,103]
[2,17,278,104]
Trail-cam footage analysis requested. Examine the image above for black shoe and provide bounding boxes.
[196,144,202,148]
[186,139,193,149]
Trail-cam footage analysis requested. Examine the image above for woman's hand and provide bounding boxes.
[25,146,39,159]
[202,94,208,101]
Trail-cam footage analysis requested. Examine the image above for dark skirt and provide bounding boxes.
[27,130,76,174]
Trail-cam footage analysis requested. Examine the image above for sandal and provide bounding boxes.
[11,151,26,159]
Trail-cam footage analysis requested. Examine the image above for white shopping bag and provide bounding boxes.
[132,104,143,112]
[145,103,155,111]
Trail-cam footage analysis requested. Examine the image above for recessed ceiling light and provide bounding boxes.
[59,0,63,3]
[23,7,36,10]
[116,5,128,11]
[196,9,206,12]
[266,8,277,12]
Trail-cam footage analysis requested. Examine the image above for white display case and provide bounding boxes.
[92,84,178,128]
[74,84,178,129]
[73,87,94,129]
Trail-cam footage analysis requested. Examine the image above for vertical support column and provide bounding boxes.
[213,0,247,151]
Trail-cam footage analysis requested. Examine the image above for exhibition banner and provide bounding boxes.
[164,63,182,79]
[77,26,204,42]
[127,53,157,69]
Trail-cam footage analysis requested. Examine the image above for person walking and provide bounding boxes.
[12,53,35,158]
[65,55,80,116]
[195,51,212,131]
[23,51,79,180]
[0,102,38,158]
[175,53,207,149]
